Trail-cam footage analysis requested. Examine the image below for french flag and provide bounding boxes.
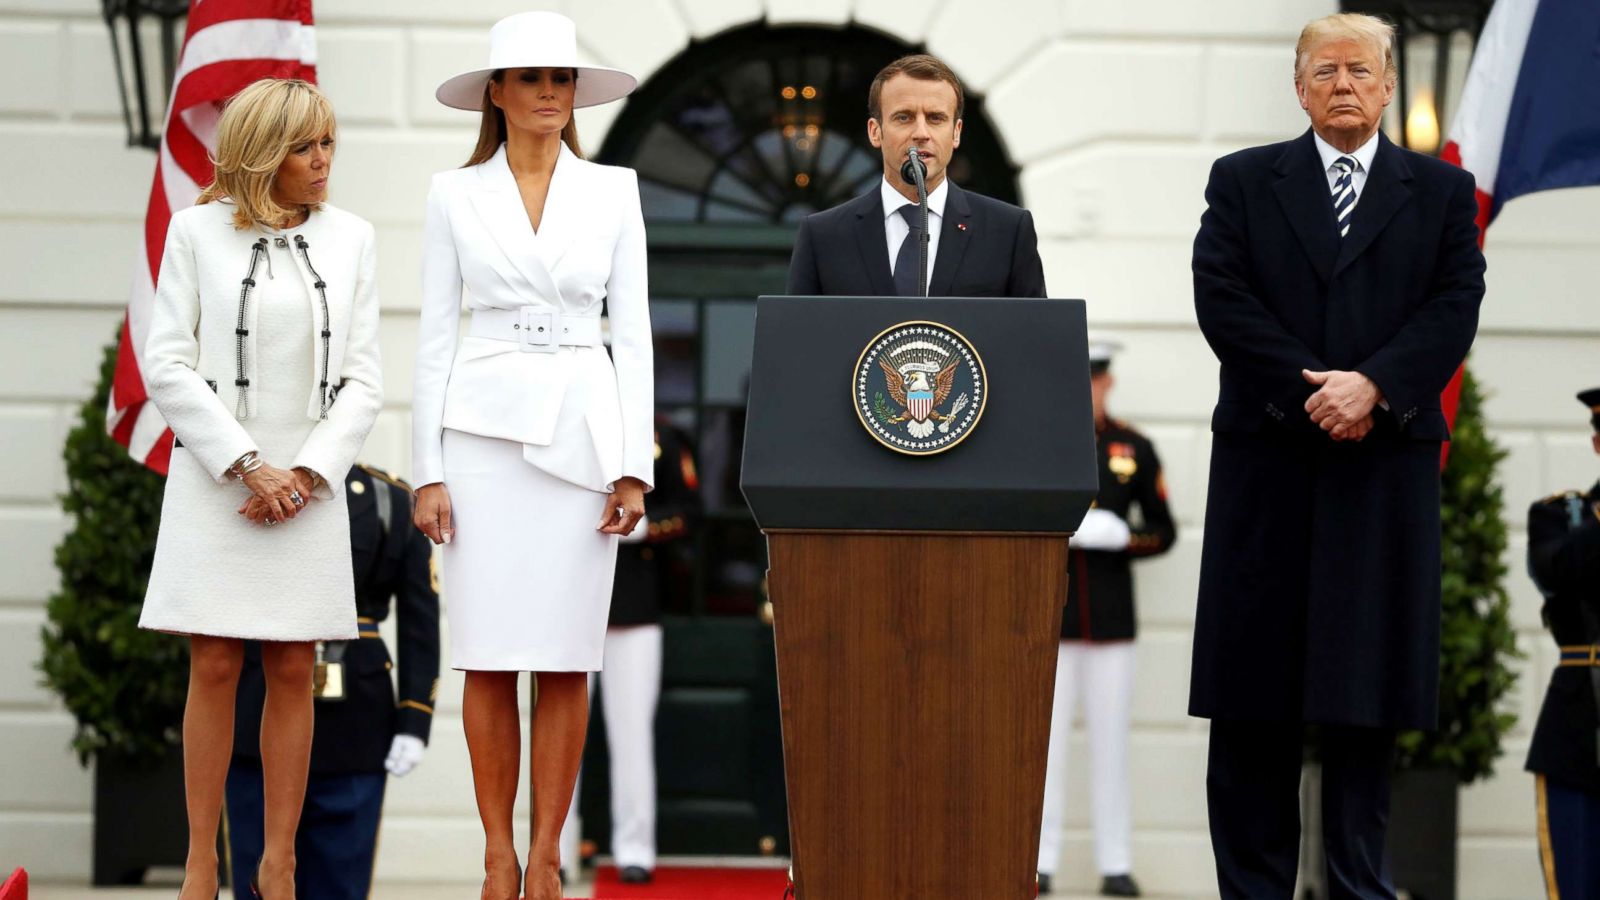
[1436,0,1600,459]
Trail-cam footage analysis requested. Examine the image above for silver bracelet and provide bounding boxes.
[229,451,263,481]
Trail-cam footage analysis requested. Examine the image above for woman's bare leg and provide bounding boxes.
[180,635,244,900]
[464,670,523,899]
[527,671,589,900]
[256,640,316,898]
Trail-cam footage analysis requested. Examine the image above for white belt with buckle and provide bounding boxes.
[469,307,603,354]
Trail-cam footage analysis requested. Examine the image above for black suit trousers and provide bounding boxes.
[1207,721,1397,900]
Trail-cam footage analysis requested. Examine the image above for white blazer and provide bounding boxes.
[411,143,654,493]
[144,200,384,498]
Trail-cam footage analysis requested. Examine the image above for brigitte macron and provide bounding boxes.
[139,79,382,900]
[411,11,652,900]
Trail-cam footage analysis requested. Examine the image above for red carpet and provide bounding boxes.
[584,865,790,899]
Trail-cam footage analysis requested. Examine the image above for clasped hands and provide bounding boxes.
[237,463,319,525]
[1302,369,1382,442]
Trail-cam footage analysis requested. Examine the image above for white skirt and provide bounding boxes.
[442,428,619,671]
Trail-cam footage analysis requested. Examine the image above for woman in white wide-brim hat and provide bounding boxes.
[410,11,652,900]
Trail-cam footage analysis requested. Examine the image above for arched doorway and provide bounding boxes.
[575,22,1021,860]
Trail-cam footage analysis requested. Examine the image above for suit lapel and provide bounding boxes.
[849,189,896,296]
[467,145,566,303]
[927,183,972,297]
[1271,130,1340,284]
[1332,133,1413,277]
[534,144,579,273]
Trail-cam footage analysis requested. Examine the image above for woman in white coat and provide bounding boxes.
[410,13,652,900]
[139,79,383,900]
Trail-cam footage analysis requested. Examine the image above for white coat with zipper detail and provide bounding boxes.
[142,200,384,499]
[411,143,654,495]
[138,199,383,641]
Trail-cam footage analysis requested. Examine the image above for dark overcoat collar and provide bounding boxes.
[1272,128,1414,282]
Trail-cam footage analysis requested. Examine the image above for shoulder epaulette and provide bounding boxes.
[1538,490,1583,505]
[357,464,412,492]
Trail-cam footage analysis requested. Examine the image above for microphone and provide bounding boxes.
[899,147,926,187]
[900,146,930,297]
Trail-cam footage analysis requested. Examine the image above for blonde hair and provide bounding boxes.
[198,79,337,230]
[463,69,583,168]
[1294,13,1399,87]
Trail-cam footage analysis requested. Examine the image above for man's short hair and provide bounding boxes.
[1295,13,1399,88]
[868,54,965,122]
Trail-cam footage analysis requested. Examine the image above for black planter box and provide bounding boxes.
[1385,766,1459,900]
[93,748,225,887]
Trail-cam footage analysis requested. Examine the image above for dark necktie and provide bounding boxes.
[1332,155,1358,238]
[893,203,926,297]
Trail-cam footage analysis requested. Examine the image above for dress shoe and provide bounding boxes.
[1037,871,1053,895]
[1100,873,1141,897]
[619,865,653,884]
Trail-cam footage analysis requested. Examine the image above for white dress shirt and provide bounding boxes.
[1313,129,1380,195]
[882,176,947,277]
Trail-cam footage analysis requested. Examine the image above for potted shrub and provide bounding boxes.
[37,336,192,885]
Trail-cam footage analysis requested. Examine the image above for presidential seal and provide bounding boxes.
[854,321,987,455]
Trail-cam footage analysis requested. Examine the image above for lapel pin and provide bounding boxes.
[957,223,968,231]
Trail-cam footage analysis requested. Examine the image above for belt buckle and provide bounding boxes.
[517,307,558,354]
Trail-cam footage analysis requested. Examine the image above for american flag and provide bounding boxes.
[107,0,317,474]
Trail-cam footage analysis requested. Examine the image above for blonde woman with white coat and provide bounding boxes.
[410,12,652,900]
[139,79,382,900]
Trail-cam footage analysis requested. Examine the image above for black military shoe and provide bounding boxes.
[620,866,654,884]
[1100,873,1140,897]
[1036,872,1053,895]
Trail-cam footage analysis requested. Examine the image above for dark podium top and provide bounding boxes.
[740,295,1098,533]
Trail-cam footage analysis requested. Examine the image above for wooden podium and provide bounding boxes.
[742,296,1098,899]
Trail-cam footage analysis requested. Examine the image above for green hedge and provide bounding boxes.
[38,336,185,767]
[1396,366,1521,784]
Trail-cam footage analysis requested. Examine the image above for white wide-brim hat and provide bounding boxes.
[435,11,637,111]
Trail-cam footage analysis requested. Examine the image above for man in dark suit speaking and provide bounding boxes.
[786,53,1046,299]
[1188,13,1484,899]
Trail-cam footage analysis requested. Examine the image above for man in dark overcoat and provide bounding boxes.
[1187,13,1484,900]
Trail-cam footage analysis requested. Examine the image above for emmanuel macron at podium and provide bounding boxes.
[786,53,1046,299]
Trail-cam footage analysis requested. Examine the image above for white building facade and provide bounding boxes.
[1,1,1596,896]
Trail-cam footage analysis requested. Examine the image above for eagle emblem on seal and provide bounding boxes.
[880,356,961,438]
[854,321,987,455]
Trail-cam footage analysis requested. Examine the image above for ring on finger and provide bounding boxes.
[290,490,305,509]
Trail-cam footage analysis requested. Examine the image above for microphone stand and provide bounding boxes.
[902,146,930,297]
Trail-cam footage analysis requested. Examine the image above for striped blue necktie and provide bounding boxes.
[1332,155,1358,238]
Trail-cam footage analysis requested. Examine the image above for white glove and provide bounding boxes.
[384,734,426,777]
[620,514,648,545]
[1069,508,1131,552]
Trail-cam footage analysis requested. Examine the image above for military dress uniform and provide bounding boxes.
[225,464,440,899]
[561,419,698,882]
[1525,388,1600,900]
[1039,411,1175,897]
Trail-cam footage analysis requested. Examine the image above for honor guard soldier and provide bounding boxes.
[1038,338,1176,898]
[562,417,699,885]
[1526,387,1600,900]
[225,463,441,899]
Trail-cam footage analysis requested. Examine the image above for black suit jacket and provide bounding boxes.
[1062,419,1177,641]
[1525,482,1600,792]
[609,417,699,626]
[1187,130,1484,730]
[786,181,1047,298]
[233,465,441,774]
